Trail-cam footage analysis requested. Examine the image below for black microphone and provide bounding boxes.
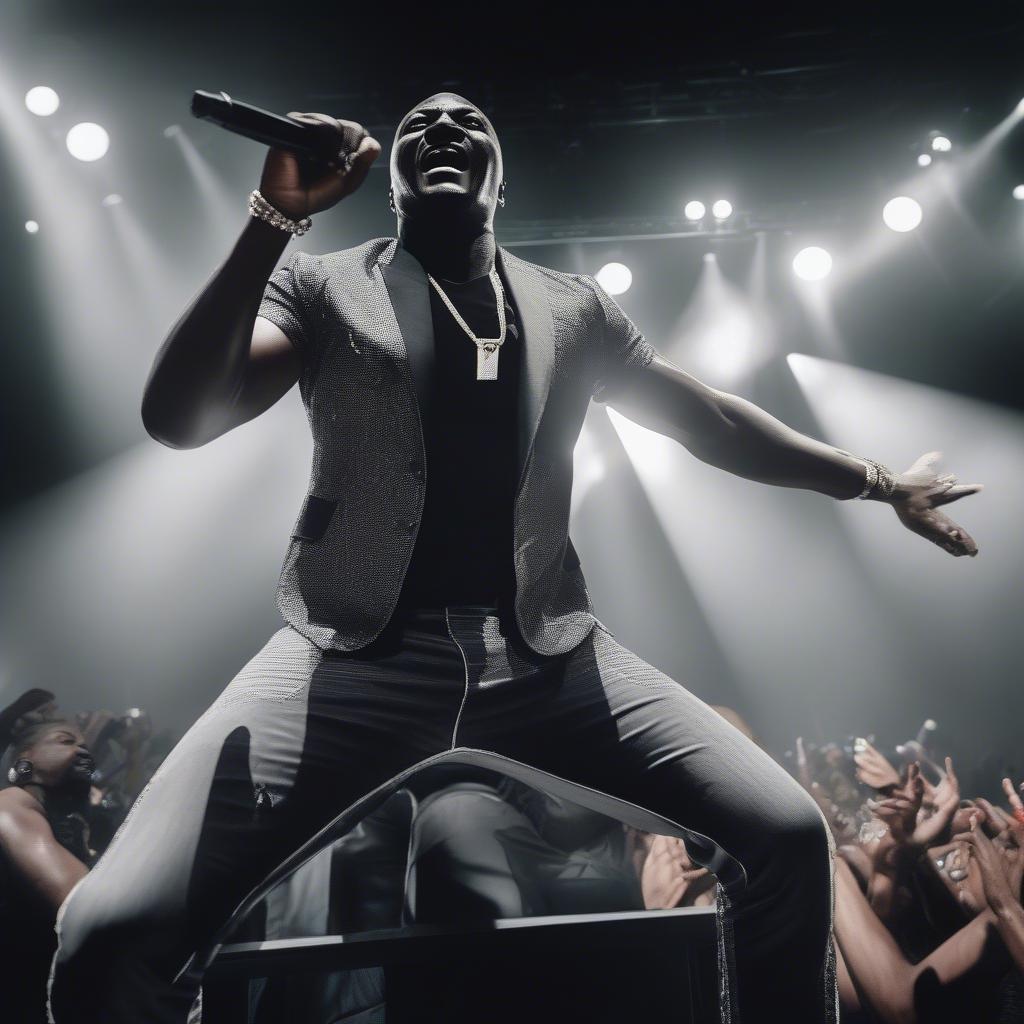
[190,90,339,162]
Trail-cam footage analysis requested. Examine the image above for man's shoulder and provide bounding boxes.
[290,237,397,281]
[498,247,597,302]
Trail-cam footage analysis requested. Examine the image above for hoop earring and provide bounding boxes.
[7,759,33,786]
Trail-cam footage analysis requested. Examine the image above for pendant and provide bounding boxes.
[476,342,500,381]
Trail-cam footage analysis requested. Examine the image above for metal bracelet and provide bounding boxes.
[248,189,312,237]
[840,450,896,501]
[855,460,878,500]
[860,459,896,501]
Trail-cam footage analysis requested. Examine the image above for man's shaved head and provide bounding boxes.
[390,91,503,229]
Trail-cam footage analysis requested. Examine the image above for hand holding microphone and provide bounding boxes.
[190,91,381,219]
[260,112,380,219]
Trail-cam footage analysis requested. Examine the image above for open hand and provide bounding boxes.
[853,737,901,791]
[640,834,712,910]
[913,756,961,848]
[868,762,925,843]
[889,451,982,557]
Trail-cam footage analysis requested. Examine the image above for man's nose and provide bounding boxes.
[423,115,466,145]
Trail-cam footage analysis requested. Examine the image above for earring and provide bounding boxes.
[388,188,396,213]
[497,180,506,208]
[7,759,33,786]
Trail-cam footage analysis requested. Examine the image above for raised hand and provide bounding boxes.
[853,737,901,791]
[953,809,1024,913]
[913,756,961,848]
[640,834,712,910]
[259,113,380,220]
[888,451,982,557]
[1002,776,1024,833]
[868,762,925,844]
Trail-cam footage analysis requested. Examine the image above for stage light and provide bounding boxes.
[792,246,833,281]
[882,196,922,233]
[917,154,932,167]
[25,220,39,234]
[101,193,123,207]
[931,135,952,152]
[1013,184,1024,201]
[25,86,59,116]
[66,122,109,162]
[712,199,733,219]
[684,200,706,221]
[595,262,632,296]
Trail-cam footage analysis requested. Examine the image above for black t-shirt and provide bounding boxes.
[397,264,522,609]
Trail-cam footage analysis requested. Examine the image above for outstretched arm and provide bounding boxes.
[605,353,982,557]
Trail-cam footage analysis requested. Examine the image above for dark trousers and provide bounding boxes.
[50,606,836,1023]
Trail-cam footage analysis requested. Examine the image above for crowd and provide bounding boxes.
[794,730,1024,1022]
[2,684,1022,1023]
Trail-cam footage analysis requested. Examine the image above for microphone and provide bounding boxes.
[190,90,339,163]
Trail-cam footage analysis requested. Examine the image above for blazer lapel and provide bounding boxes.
[374,239,556,494]
[377,240,435,435]
[497,247,556,492]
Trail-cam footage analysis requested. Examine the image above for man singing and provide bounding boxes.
[50,92,981,1023]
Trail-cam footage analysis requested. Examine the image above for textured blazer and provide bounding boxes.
[258,237,656,657]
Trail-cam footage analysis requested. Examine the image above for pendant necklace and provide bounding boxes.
[426,268,507,381]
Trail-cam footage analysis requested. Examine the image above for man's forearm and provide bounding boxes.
[690,391,873,501]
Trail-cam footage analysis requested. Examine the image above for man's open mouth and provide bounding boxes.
[419,144,470,173]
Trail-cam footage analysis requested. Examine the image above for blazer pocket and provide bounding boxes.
[562,536,581,570]
[292,495,338,543]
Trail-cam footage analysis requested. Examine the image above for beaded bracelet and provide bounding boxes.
[858,458,896,501]
[248,189,312,237]
[835,448,897,501]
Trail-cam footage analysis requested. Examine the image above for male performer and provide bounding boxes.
[50,93,981,1023]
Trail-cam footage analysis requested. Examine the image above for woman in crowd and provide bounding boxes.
[0,690,96,1024]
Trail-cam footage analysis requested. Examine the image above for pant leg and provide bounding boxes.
[452,614,837,1024]
[50,616,467,1024]
[408,783,533,922]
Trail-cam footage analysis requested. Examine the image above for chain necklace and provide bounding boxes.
[426,268,507,381]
